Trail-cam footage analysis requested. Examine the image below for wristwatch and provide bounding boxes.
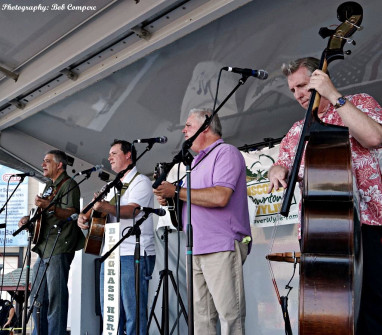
[333,96,347,109]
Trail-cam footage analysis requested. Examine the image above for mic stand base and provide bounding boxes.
[147,227,188,335]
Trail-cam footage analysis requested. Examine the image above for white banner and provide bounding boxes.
[103,222,120,335]
[242,145,301,227]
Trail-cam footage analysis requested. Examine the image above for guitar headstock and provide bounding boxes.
[319,1,363,64]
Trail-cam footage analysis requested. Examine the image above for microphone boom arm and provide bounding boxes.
[152,71,250,188]
[183,73,249,151]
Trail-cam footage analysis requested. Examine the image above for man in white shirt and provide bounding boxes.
[78,139,155,335]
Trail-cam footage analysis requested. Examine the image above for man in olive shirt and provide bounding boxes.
[18,150,84,335]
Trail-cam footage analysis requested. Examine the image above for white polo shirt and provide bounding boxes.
[103,166,155,256]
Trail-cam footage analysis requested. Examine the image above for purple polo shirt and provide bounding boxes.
[182,139,251,255]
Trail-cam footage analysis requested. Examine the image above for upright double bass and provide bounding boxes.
[280,2,364,334]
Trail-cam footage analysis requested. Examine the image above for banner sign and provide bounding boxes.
[0,166,29,246]
[242,145,301,227]
[103,222,120,335]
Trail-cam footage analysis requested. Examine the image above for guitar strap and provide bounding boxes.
[109,171,140,205]
[50,176,70,201]
[36,175,70,216]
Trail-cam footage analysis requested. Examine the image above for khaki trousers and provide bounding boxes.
[193,240,248,335]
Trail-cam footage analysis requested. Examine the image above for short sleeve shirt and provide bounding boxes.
[274,93,382,229]
[104,166,155,256]
[182,139,251,255]
[33,171,84,258]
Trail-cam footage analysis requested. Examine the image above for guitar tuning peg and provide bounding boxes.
[345,50,352,55]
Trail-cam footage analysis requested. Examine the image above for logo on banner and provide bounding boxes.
[242,146,300,227]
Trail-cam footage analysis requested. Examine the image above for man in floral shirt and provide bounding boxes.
[268,57,382,335]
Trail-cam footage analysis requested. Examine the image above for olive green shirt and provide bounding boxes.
[32,171,85,259]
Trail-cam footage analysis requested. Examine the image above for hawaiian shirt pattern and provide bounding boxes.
[275,93,382,228]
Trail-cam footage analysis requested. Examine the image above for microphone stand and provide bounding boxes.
[155,73,250,335]
[133,141,154,161]
[81,163,135,216]
[12,174,92,335]
[22,227,33,335]
[0,175,25,329]
[99,213,149,263]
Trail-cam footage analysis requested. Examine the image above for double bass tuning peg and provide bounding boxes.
[346,20,363,31]
[333,34,356,46]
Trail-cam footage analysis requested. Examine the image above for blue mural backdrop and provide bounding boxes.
[0,165,29,247]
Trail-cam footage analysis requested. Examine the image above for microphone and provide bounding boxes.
[138,207,166,217]
[134,136,168,144]
[77,164,104,176]
[55,213,79,229]
[223,67,268,79]
[12,172,35,177]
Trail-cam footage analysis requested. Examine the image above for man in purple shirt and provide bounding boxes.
[154,108,251,335]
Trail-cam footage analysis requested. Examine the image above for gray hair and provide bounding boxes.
[281,57,321,77]
[189,108,222,137]
[46,149,68,170]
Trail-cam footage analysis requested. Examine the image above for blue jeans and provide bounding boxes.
[100,254,156,335]
[31,253,74,335]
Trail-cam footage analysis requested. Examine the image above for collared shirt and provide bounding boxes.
[182,138,251,255]
[104,166,155,256]
[274,93,382,234]
[33,171,84,259]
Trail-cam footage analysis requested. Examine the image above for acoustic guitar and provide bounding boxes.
[154,162,183,231]
[31,176,72,245]
[30,186,53,245]
[84,186,108,255]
